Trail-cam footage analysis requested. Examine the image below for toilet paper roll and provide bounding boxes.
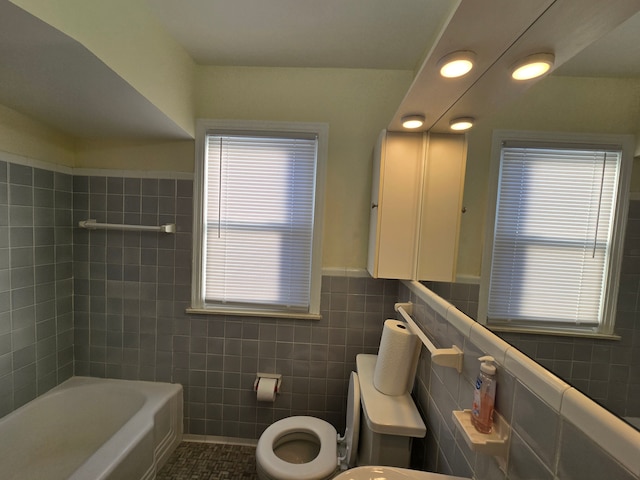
[256,377,278,402]
[374,319,420,396]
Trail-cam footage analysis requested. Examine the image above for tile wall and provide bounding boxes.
[426,196,640,420]
[2,156,638,480]
[401,281,639,480]
[0,159,74,416]
[71,172,398,437]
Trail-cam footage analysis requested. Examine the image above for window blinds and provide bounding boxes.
[488,146,621,327]
[203,133,317,311]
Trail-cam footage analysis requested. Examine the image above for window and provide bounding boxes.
[479,131,634,337]
[190,120,328,318]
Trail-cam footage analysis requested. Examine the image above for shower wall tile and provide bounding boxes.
[401,281,639,480]
[72,173,398,438]
[0,158,73,417]
[511,382,559,467]
[557,420,637,480]
[426,199,640,420]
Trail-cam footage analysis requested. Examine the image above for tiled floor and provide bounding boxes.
[158,442,258,480]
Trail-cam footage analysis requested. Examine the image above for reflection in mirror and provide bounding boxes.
[423,12,640,430]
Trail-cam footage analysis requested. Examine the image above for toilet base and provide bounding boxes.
[357,423,413,468]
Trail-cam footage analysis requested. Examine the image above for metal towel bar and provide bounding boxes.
[395,302,463,373]
[78,219,176,233]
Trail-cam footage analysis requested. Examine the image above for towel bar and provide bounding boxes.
[395,302,463,373]
[78,219,176,233]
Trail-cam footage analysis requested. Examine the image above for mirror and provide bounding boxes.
[426,11,640,430]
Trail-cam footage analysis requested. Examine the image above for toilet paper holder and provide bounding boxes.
[254,373,282,394]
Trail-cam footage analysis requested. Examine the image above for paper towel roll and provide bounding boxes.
[374,319,420,396]
[256,377,278,402]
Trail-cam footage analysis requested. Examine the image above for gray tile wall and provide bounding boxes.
[3,159,635,480]
[72,174,399,437]
[401,283,637,480]
[0,160,74,416]
[425,197,640,420]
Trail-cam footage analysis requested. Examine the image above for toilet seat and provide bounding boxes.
[257,416,338,480]
[256,372,361,480]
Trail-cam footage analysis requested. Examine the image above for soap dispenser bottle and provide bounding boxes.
[471,356,497,434]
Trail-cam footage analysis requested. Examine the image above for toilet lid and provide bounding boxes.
[341,371,361,469]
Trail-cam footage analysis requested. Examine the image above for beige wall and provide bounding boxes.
[0,104,75,166]
[10,0,196,137]
[74,139,194,173]
[458,75,640,277]
[195,66,413,269]
[0,64,413,270]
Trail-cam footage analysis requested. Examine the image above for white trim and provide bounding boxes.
[0,149,194,180]
[453,273,480,284]
[487,325,621,340]
[0,149,73,175]
[321,267,370,278]
[185,307,322,321]
[73,168,193,180]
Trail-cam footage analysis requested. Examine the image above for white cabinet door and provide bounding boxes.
[367,130,467,281]
[417,133,467,281]
[367,130,423,279]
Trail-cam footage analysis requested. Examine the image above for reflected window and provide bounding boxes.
[479,131,634,336]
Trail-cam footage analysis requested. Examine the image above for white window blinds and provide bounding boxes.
[202,133,318,311]
[488,145,621,327]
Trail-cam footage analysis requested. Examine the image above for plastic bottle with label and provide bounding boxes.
[471,356,497,434]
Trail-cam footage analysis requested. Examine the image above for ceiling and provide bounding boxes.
[553,10,640,77]
[0,0,193,139]
[145,0,640,76]
[144,0,456,70]
[0,0,638,140]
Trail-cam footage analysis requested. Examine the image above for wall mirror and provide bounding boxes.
[438,11,640,430]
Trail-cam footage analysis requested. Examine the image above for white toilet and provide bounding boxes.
[333,466,471,480]
[256,354,427,480]
[256,371,361,480]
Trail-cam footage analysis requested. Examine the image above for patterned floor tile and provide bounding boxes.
[158,442,258,480]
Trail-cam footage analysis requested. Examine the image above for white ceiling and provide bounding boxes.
[144,0,640,77]
[0,1,638,140]
[0,0,192,139]
[144,0,456,70]
[554,10,640,77]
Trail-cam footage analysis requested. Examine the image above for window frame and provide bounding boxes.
[478,130,634,338]
[189,119,328,319]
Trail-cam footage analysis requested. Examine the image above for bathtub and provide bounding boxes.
[0,376,183,480]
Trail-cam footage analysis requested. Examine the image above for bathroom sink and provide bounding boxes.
[333,466,471,480]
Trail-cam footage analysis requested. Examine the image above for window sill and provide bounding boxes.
[186,306,322,321]
[486,324,621,341]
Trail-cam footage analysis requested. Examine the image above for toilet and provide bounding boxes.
[256,354,427,480]
[333,466,471,480]
[256,371,361,480]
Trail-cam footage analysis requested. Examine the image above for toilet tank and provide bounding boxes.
[356,354,426,468]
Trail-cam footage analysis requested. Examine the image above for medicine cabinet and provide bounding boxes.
[367,129,467,281]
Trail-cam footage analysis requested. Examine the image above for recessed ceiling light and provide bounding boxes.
[511,53,555,81]
[438,51,476,78]
[401,114,425,129]
[449,117,474,131]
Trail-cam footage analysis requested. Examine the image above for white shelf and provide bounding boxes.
[452,409,510,458]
